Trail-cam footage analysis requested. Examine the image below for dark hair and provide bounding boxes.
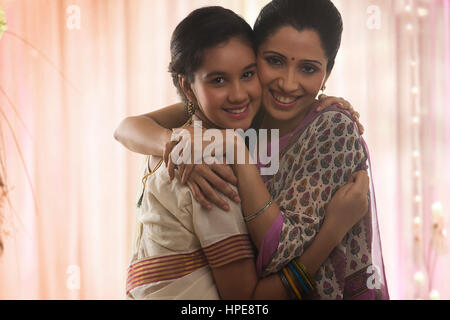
[169,6,255,101]
[254,0,343,74]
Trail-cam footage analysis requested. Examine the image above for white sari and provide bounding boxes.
[127,157,254,300]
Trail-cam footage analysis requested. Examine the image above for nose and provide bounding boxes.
[228,80,248,104]
[278,68,300,93]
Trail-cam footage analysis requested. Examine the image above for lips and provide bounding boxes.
[222,103,251,120]
[270,90,301,108]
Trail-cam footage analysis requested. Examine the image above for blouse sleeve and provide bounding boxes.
[260,111,367,276]
[190,185,255,269]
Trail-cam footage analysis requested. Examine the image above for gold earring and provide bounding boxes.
[187,101,197,116]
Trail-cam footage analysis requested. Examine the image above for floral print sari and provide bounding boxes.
[257,106,389,300]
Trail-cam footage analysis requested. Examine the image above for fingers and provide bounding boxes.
[201,165,240,204]
[193,174,230,211]
[181,164,195,185]
[164,140,178,168]
[187,180,213,211]
[167,154,177,182]
[351,170,370,195]
[316,96,346,112]
[211,163,238,186]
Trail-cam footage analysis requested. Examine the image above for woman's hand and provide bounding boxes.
[162,127,240,211]
[316,94,365,135]
[324,170,370,242]
[183,163,241,211]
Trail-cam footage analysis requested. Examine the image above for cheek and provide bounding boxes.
[297,72,326,96]
[195,86,225,109]
[248,79,262,98]
[256,60,274,88]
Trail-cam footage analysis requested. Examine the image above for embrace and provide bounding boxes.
[115,0,389,300]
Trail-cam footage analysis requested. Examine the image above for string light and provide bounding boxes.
[429,290,440,300]
[417,8,429,17]
[414,271,425,286]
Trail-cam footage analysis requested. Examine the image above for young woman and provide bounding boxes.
[125,6,370,300]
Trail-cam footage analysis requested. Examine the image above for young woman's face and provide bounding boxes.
[186,37,261,130]
[256,26,329,130]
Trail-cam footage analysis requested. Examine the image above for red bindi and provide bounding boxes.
[291,57,295,61]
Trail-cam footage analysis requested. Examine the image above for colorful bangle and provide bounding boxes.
[279,271,296,300]
[288,263,311,296]
[293,259,316,289]
[244,198,273,223]
[282,267,302,300]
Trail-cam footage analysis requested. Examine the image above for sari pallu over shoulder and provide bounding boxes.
[257,106,389,300]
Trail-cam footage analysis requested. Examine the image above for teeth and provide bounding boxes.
[227,107,247,114]
[273,93,298,104]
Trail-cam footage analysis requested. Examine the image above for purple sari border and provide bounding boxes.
[256,212,283,278]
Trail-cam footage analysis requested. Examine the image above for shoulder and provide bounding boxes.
[308,109,358,139]
[146,165,193,211]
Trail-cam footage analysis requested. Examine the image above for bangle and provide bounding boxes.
[288,263,311,296]
[279,271,296,300]
[244,198,273,223]
[293,259,316,290]
[281,267,302,300]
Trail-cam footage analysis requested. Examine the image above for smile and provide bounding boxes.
[225,106,248,114]
[223,103,250,119]
[270,90,301,108]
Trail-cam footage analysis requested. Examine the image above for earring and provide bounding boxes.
[187,101,197,117]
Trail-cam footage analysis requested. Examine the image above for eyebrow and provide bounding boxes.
[205,63,257,78]
[263,51,323,66]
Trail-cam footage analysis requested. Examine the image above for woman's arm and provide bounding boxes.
[230,112,369,275]
[113,102,187,156]
[211,212,344,299]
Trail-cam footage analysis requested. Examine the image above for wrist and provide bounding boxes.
[321,216,344,246]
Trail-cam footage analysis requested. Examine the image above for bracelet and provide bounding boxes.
[279,270,297,300]
[293,259,316,289]
[282,267,302,300]
[244,198,273,223]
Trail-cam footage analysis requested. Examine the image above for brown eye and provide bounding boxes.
[266,56,283,66]
[212,77,225,84]
[301,65,317,74]
[242,71,255,80]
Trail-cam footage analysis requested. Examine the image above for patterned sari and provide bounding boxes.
[257,106,389,300]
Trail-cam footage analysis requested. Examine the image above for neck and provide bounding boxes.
[261,101,318,138]
[192,111,217,130]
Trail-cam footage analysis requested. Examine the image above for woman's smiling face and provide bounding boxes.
[257,26,330,133]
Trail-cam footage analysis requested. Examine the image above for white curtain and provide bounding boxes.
[0,0,449,300]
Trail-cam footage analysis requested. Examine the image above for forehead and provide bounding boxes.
[259,26,327,61]
[198,37,256,73]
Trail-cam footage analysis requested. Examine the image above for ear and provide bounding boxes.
[178,75,197,103]
[322,73,331,89]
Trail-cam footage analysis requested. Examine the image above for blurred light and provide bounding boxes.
[411,87,419,95]
[429,290,440,300]
[414,271,425,285]
[418,8,429,17]
[406,24,413,31]
[414,216,422,226]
